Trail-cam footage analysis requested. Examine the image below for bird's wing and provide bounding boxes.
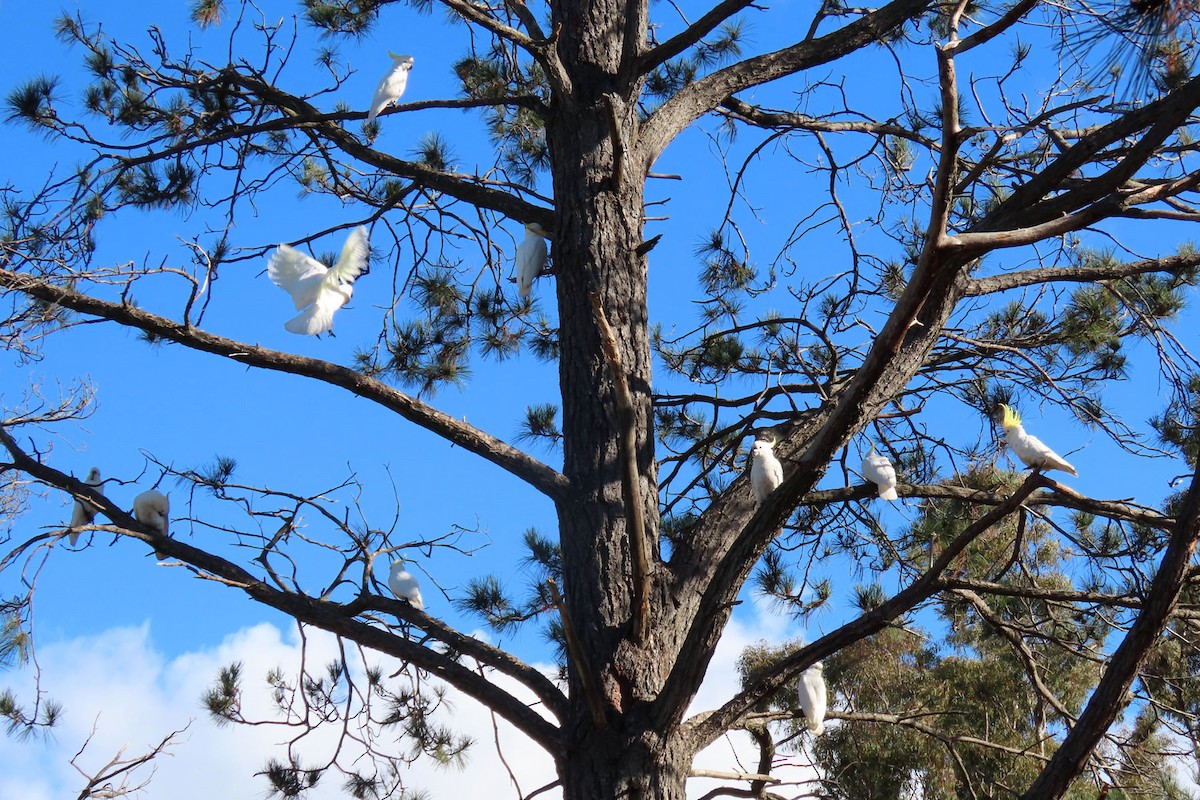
[367,64,410,123]
[329,226,369,285]
[515,234,548,298]
[269,245,327,309]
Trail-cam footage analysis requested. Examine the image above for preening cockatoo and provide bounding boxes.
[133,489,170,558]
[862,443,899,501]
[515,223,550,299]
[67,466,103,546]
[389,560,424,611]
[797,662,827,735]
[268,226,369,336]
[367,53,414,125]
[999,404,1077,476]
[750,438,784,505]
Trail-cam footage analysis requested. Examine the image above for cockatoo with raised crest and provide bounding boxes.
[798,662,827,735]
[367,53,414,125]
[67,466,102,545]
[389,559,424,611]
[999,404,1077,476]
[133,489,170,558]
[862,443,899,501]
[750,438,784,505]
[515,223,550,299]
[269,226,369,336]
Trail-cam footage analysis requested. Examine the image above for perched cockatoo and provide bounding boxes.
[367,53,414,125]
[389,559,424,611]
[750,438,784,505]
[268,226,369,336]
[797,662,827,735]
[999,404,1077,476]
[862,443,899,501]
[515,223,550,299]
[133,489,170,558]
[67,466,103,546]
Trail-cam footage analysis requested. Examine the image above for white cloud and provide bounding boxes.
[0,603,818,799]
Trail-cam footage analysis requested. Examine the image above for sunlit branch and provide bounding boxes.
[0,269,572,502]
[684,472,1048,748]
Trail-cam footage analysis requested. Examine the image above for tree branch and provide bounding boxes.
[0,268,572,502]
[548,578,607,729]
[638,0,759,73]
[684,472,1048,749]
[638,0,931,168]
[0,428,564,751]
[964,252,1200,296]
[1019,466,1200,800]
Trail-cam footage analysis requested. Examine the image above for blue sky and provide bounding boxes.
[1,0,1197,797]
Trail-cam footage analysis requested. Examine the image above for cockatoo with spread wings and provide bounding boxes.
[999,404,1077,476]
[862,443,899,501]
[67,466,103,546]
[750,438,784,505]
[798,662,827,735]
[269,226,369,336]
[133,489,170,558]
[389,560,424,610]
[367,53,414,125]
[515,223,550,299]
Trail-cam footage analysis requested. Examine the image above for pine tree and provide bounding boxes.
[2,0,1200,798]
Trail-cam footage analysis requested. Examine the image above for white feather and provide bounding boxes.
[1000,404,1077,476]
[797,662,827,735]
[515,223,549,299]
[269,226,369,336]
[389,560,424,611]
[367,53,414,125]
[67,466,102,546]
[862,443,899,501]
[750,439,784,505]
[133,489,170,558]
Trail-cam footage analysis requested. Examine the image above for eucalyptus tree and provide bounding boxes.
[2,1,1200,799]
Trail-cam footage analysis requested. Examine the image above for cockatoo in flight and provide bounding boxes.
[389,560,424,611]
[797,662,827,735]
[268,226,369,336]
[133,489,170,558]
[67,466,103,546]
[367,53,414,125]
[750,437,784,505]
[515,223,550,299]
[862,443,899,501]
[999,404,1077,476]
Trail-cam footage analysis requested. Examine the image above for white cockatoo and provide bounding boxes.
[515,223,550,299]
[797,662,827,735]
[268,226,369,336]
[999,403,1077,476]
[861,443,899,501]
[67,466,103,546]
[133,489,170,558]
[389,559,424,611]
[367,52,414,125]
[750,438,784,505]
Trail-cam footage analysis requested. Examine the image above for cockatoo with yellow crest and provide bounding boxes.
[389,559,424,611]
[367,53,414,125]
[797,662,827,735]
[515,223,550,299]
[999,403,1077,476]
[750,438,784,505]
[269,226,369,336]
[67,466,103,546]
[862,443,899,501]
[133,489,170,559]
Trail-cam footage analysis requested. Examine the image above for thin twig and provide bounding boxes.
[547,578,607,729]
